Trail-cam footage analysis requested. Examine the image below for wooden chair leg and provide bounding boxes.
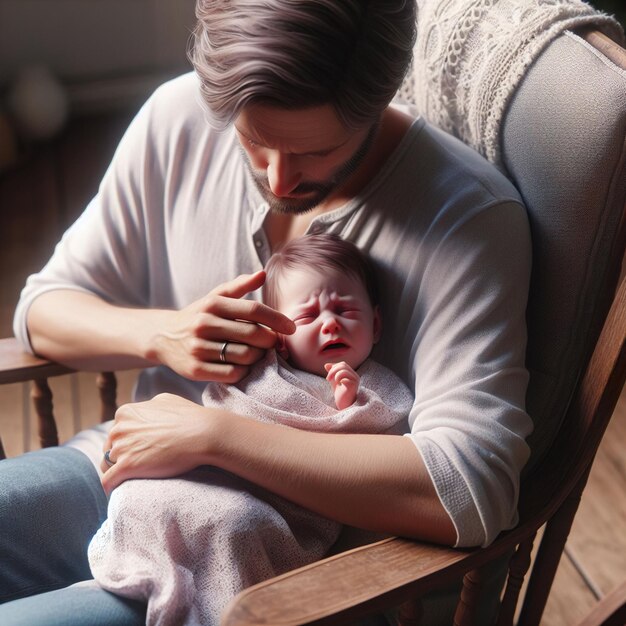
[397,597,424,626]
[96,371,117,422]
[496,534,536,626]
[453,565,488,626]
[32,378,59,448]
[517,472,589,626]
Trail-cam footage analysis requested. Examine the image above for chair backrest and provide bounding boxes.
[394,17,626,624]
[502,28,626,471]
[402,16,626,472]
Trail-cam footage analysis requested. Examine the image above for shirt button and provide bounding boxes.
[255,239,263,249]
[258,203,268,213]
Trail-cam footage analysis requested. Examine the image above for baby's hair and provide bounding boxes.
[263,233,378,309]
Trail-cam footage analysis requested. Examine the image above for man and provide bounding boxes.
[0,1,532,624]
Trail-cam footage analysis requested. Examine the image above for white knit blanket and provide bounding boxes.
[202,351,413,434]
[398,0,625,167]
[88,354,412,626]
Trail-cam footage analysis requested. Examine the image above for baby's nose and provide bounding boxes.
[321,315,341,333]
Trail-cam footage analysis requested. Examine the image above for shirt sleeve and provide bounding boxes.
[403,201,533,547]
[13,91,161,352]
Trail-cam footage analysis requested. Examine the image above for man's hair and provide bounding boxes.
[189,0,416,130]
[263,233,378,309]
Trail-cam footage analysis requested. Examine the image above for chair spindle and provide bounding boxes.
[397,596,424,626]
[96,372,118,422]
[32,378,59,448]
[518,472,589,626]
[496,533,537,626]
[453,565,487,626]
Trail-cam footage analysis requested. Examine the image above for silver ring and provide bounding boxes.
[104,449,116,467]
[219,341,229,363]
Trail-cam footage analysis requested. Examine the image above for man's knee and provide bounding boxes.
[0,582,146,626]
[0,447,107,602]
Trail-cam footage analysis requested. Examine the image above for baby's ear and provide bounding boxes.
[276,335,290,360]
[372,306,382,343]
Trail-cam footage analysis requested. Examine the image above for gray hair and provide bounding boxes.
[189,0,416,130]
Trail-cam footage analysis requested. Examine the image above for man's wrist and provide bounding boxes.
[196,405,237,468]
[139,309,175,365]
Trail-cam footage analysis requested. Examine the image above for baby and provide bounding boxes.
[88,234,413,626]
[203,233,413,434]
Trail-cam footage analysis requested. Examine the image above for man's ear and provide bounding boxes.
[276,334,290,360]
[372,306,382,343]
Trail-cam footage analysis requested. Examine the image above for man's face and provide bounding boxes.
[275,267,381,376]
[235,104,377,214]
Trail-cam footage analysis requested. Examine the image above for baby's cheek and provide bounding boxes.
[276,335,290,360]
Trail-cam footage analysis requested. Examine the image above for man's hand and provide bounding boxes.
[324,361,360,410]
[149,271,295,383]
[100,393,219,494]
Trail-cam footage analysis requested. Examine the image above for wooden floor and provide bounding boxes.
[0,110,624,625]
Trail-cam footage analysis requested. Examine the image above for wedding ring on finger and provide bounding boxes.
[103,449,116,467]
[219,341,230,363]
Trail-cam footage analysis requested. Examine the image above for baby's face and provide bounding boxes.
[275,268,380,376]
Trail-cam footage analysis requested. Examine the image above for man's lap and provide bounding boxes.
[0,446,107,603]
[0,581,146,626]
[63,420,113,477]
[0,441,508,626]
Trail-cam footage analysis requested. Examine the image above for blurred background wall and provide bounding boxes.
[592,0,626,26]
[0,0,196,349]
[0,0,622,139]
[0,0,196,122]
[0,0,195,82]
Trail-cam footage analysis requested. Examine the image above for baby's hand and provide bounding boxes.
[324,361,360,410]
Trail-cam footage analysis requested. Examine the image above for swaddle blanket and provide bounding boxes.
[398,0,625,168]
[88,354,412,626]
[202,351,413,434]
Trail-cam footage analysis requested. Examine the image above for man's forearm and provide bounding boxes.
[102,394,457,544]
[26,273,294,382]
[27,290,165,370]
[208,411,457,544]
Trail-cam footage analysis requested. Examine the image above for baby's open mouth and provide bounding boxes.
[322,342,348,352]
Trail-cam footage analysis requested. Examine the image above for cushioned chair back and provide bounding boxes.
[501,30,626,470]
[400,25,626,471]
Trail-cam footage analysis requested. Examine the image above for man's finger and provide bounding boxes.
[209,297,295,335]
[188,339,265,366]
[186,361,251,383]
[101,463,123,496]
[209,318,278,348]
[212,270,266,299]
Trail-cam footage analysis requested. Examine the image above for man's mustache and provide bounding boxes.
[252,174,330,196]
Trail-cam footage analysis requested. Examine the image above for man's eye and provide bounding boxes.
[247,138,260,149]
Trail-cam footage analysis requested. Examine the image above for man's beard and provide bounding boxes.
[245,122,379,215]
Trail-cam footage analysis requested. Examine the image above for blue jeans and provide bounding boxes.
[0,447,146,625]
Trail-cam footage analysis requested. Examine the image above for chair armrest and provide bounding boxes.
[0,337,73,384]
[222,537,487,626]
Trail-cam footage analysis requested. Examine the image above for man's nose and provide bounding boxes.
[266,152,302,197]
